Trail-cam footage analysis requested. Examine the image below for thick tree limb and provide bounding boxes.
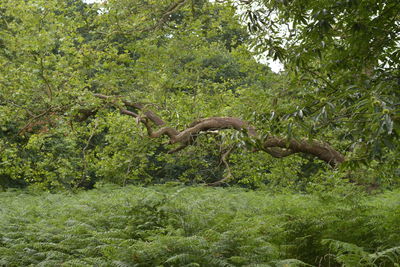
[263,147,295,158]
[262,137,345,167]
[93,94,345,167]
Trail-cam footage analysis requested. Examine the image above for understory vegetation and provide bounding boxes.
[1,185,399,266]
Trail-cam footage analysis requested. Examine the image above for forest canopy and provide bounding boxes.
[0,0,399,190]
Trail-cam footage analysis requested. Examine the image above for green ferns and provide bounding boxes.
[322,239,400,266]
[0,185,399,266]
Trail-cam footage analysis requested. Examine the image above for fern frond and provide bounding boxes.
[370,246,400,264]
[269,259,313,267]
[165,253,194,264]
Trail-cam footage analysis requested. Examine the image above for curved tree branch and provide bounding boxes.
[93,94,345,168]
[93,94,166,126]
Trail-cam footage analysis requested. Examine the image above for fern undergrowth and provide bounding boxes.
[0,185,399,266]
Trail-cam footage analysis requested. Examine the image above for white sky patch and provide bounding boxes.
[234,1,285,73]
[253,52,284,73]
[265,58,284,73]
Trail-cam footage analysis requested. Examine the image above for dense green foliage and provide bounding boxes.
[0,0,398,190]
[0,0,285,189]
[243,0,400,171]
[1,184,399,266]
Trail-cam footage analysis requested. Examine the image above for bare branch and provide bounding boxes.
[93,94,165,126]
[152,0,189,30]
[18,107,54,135]
[207,144,236,186]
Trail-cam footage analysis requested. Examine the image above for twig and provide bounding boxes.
[17,108,53,135]
[207,144,236,186]
[75,121,98,189]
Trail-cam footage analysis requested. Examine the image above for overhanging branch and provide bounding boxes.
[93,94,345,167]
